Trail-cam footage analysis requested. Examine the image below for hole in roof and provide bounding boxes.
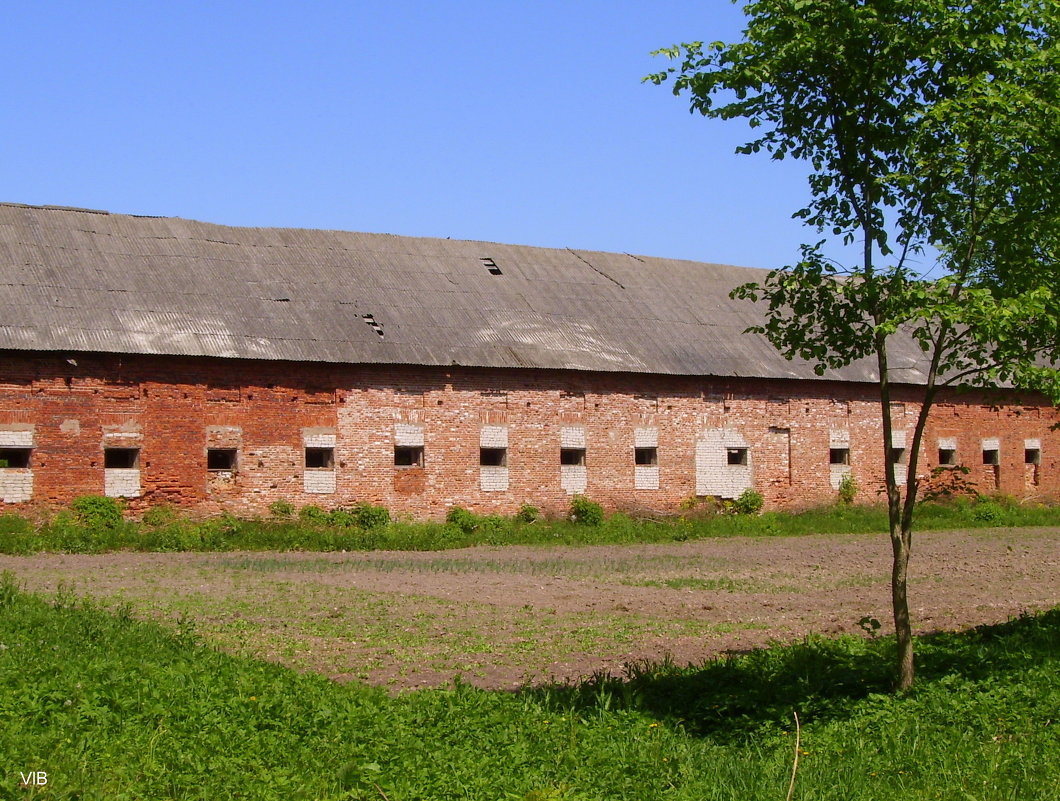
[362,314,385,338]
[480,257,502,276]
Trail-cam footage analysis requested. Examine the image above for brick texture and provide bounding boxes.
[1,351,1058,518]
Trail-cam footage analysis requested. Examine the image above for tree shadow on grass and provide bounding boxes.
[523,607,1060,743]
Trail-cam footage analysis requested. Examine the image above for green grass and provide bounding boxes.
[3,494,1059,555]
[1,572,1057,800]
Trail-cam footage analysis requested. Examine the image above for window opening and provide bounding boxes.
[394,446,424,467]
[104,448,140,469]
[479,447,507,467]
[1025,448,1041,465]
[207,449,238,471]
[480,257,502,276]
[726,447,748,466]
[560,448,586,466]
[829,448,850,466]
[938,448,957,466]
[0,448,31,468]
[305,447,335,469]
[982,448,1000,466]
[634,447,658,466]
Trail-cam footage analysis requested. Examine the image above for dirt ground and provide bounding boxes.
[2,527,1058,690]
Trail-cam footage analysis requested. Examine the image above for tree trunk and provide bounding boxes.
[890,526,914,690]
[876,331,916,690]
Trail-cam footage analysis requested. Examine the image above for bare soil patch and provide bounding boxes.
[3,527,1057,690]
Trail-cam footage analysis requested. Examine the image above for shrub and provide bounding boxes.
[298,505,328,524]
[0,514,36,555]
[268,499,294,519]
[350,502,390,531]
[141,504,178,527]
[446,506,478,534]
[972,500,1005,524]
[325,509,358,528]
[731,489,764,516]
[70,495,124,530]
[837,473,858,505]
[515,503,540,523]
[569,495,604,526]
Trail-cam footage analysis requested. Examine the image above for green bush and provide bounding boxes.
[325,509,357,528]
[569,495,604,526]
[446,506,478,533]
[731,489,764,515]
[70,495,124,530]
[141,504,178,527]
[268,499,294,519]
[298,505,328,524]
[515,503,540,523]
[350,502,390,531]
[972,500,1005,524]
[0,514,36,555]
[837,473,858,505]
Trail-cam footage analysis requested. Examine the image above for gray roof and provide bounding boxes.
[0,202,929,383]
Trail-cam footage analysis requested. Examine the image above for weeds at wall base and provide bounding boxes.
[1,493,1059,555]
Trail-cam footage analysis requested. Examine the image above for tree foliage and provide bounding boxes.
[649,0,1060,689]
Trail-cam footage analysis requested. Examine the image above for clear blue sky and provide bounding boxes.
[2,0,818,270]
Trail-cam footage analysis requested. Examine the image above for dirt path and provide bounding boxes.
[3,527,1057,690]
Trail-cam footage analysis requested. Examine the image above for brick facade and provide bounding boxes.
[1,350,1057,518]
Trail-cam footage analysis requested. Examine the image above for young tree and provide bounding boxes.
[648,0,1060,689]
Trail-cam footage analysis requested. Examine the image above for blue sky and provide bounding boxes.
[3,1,818,269]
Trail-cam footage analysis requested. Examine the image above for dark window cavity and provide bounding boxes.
[634,447,658,466]
[104,448,140,469]
[305,447,335,469]
[726,447,748,466]
[207,449,238,471]
[938,448,957,466]
[890,447,907,465]
[829,448,850,466]
[479,447,507,467]
[0,448,31,468]
[560,448,586,466]
[394,446,424,467]
[1025,448,1041,465]
[983,448,1000,466]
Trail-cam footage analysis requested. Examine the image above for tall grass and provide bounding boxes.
[1,573,1056,799]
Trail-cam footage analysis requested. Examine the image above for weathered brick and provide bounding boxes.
[0,351,1056,518]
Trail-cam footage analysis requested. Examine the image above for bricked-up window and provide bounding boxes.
[560,448,586,466]
[207,449,238,471]
[0,448,31,468]
[480,447,507,467]
[634,447,658,466]
[726,447,748,466]
[395,446,424,467]
[938,448,957,465]
[305,447,335,469]
[829,448,850,466]
[104,448,140,469]
[1025,448,1041,465]
[983,448,1000,466]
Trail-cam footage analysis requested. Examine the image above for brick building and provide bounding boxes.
[1,203,1056,517]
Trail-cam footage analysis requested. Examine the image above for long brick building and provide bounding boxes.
[0,202,1056,517]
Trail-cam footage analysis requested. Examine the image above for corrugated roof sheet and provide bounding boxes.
[0,202,933,383]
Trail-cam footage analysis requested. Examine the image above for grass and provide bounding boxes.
[2,493,1059,555]
[1,572,1057,800]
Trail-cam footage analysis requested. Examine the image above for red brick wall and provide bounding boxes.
[1,351,1057,518]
